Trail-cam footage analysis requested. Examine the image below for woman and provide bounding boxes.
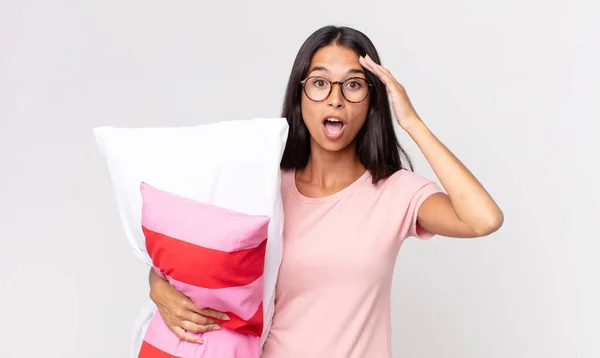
[148,25,503,357]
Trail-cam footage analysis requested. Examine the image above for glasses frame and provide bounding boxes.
[300,76,374,103]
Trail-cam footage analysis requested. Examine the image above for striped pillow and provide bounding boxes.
[137,182,269,358]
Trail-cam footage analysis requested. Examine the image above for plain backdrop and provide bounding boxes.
[1,0,598,357]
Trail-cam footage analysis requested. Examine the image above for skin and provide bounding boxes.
[149,43,504,344]
[357,52,503,237]
[295,45,370,198]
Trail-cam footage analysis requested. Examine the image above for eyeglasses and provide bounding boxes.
[300,76,373,103]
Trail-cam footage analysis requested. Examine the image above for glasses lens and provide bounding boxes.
[342,78,369,102]
[305,77,331,101]
[304,77,369,102]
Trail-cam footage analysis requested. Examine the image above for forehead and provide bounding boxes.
[308,45,361,74]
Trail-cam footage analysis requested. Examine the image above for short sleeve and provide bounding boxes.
[395,170,444,241]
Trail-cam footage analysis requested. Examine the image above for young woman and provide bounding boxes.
[148,25,503,357]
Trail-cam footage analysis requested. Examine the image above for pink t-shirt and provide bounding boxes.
[260,168,443,358]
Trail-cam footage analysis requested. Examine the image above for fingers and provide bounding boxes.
[174,305,225,333]
[198,308,231,321]
[183,298,230,321]
[153,286,228,344]
[360,55,384,77]
[173,326,205,344]
[169,318,221,345]
[363,55,387,75]
[175,299,207,322]
[360,57,393,95]
[377,62,394,78]
[181,320,222,334]
[361,55,400,88]
[185,309,214,323]
[170,303,216,325]
[166,302,219,326]
[359,55,376,75]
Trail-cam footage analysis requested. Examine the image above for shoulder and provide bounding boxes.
[280,168,294,183]
[279,168,295,195]
[380,168,435,190]
[383,169,443,202]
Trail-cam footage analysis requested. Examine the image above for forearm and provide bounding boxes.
[406,120,504,232]
[149,267,167,295]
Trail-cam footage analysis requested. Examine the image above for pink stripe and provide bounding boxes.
[144,313,261,357]
[140,182,270,252]
[163,271,264,321]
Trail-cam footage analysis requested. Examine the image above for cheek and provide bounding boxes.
[300,98,320,127]
[351,104,370,128]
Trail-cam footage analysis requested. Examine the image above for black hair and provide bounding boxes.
[279,25,413,184]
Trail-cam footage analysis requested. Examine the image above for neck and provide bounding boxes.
[299,140,366,187]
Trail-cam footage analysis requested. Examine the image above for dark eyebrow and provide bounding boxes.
[307,66,366,77]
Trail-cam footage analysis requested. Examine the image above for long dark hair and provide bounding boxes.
[279,25,413,184]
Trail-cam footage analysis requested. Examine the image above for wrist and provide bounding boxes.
[149,269,168,302]
[405,117,429,137]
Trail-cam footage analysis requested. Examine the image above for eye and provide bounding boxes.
[345,79,363,90]
[311,78,328,88]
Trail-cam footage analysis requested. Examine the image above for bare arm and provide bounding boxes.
[359,54,503,238]
[149,266,165,291]
[408,122,504,238]
[148,268,229,343]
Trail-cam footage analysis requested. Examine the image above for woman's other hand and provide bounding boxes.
[149,268,230,343]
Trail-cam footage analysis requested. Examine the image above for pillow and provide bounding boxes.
[93,118,288,357]
[138,182,269,357]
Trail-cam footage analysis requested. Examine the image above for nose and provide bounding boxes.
[327,82,345,109]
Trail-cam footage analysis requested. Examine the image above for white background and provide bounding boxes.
[1,0,598,357]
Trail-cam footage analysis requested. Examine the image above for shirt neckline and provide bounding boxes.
[290,168,372,204]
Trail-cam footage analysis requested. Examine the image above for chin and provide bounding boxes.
[312,136,354,153]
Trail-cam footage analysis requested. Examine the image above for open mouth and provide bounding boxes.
[322,117,346,139]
